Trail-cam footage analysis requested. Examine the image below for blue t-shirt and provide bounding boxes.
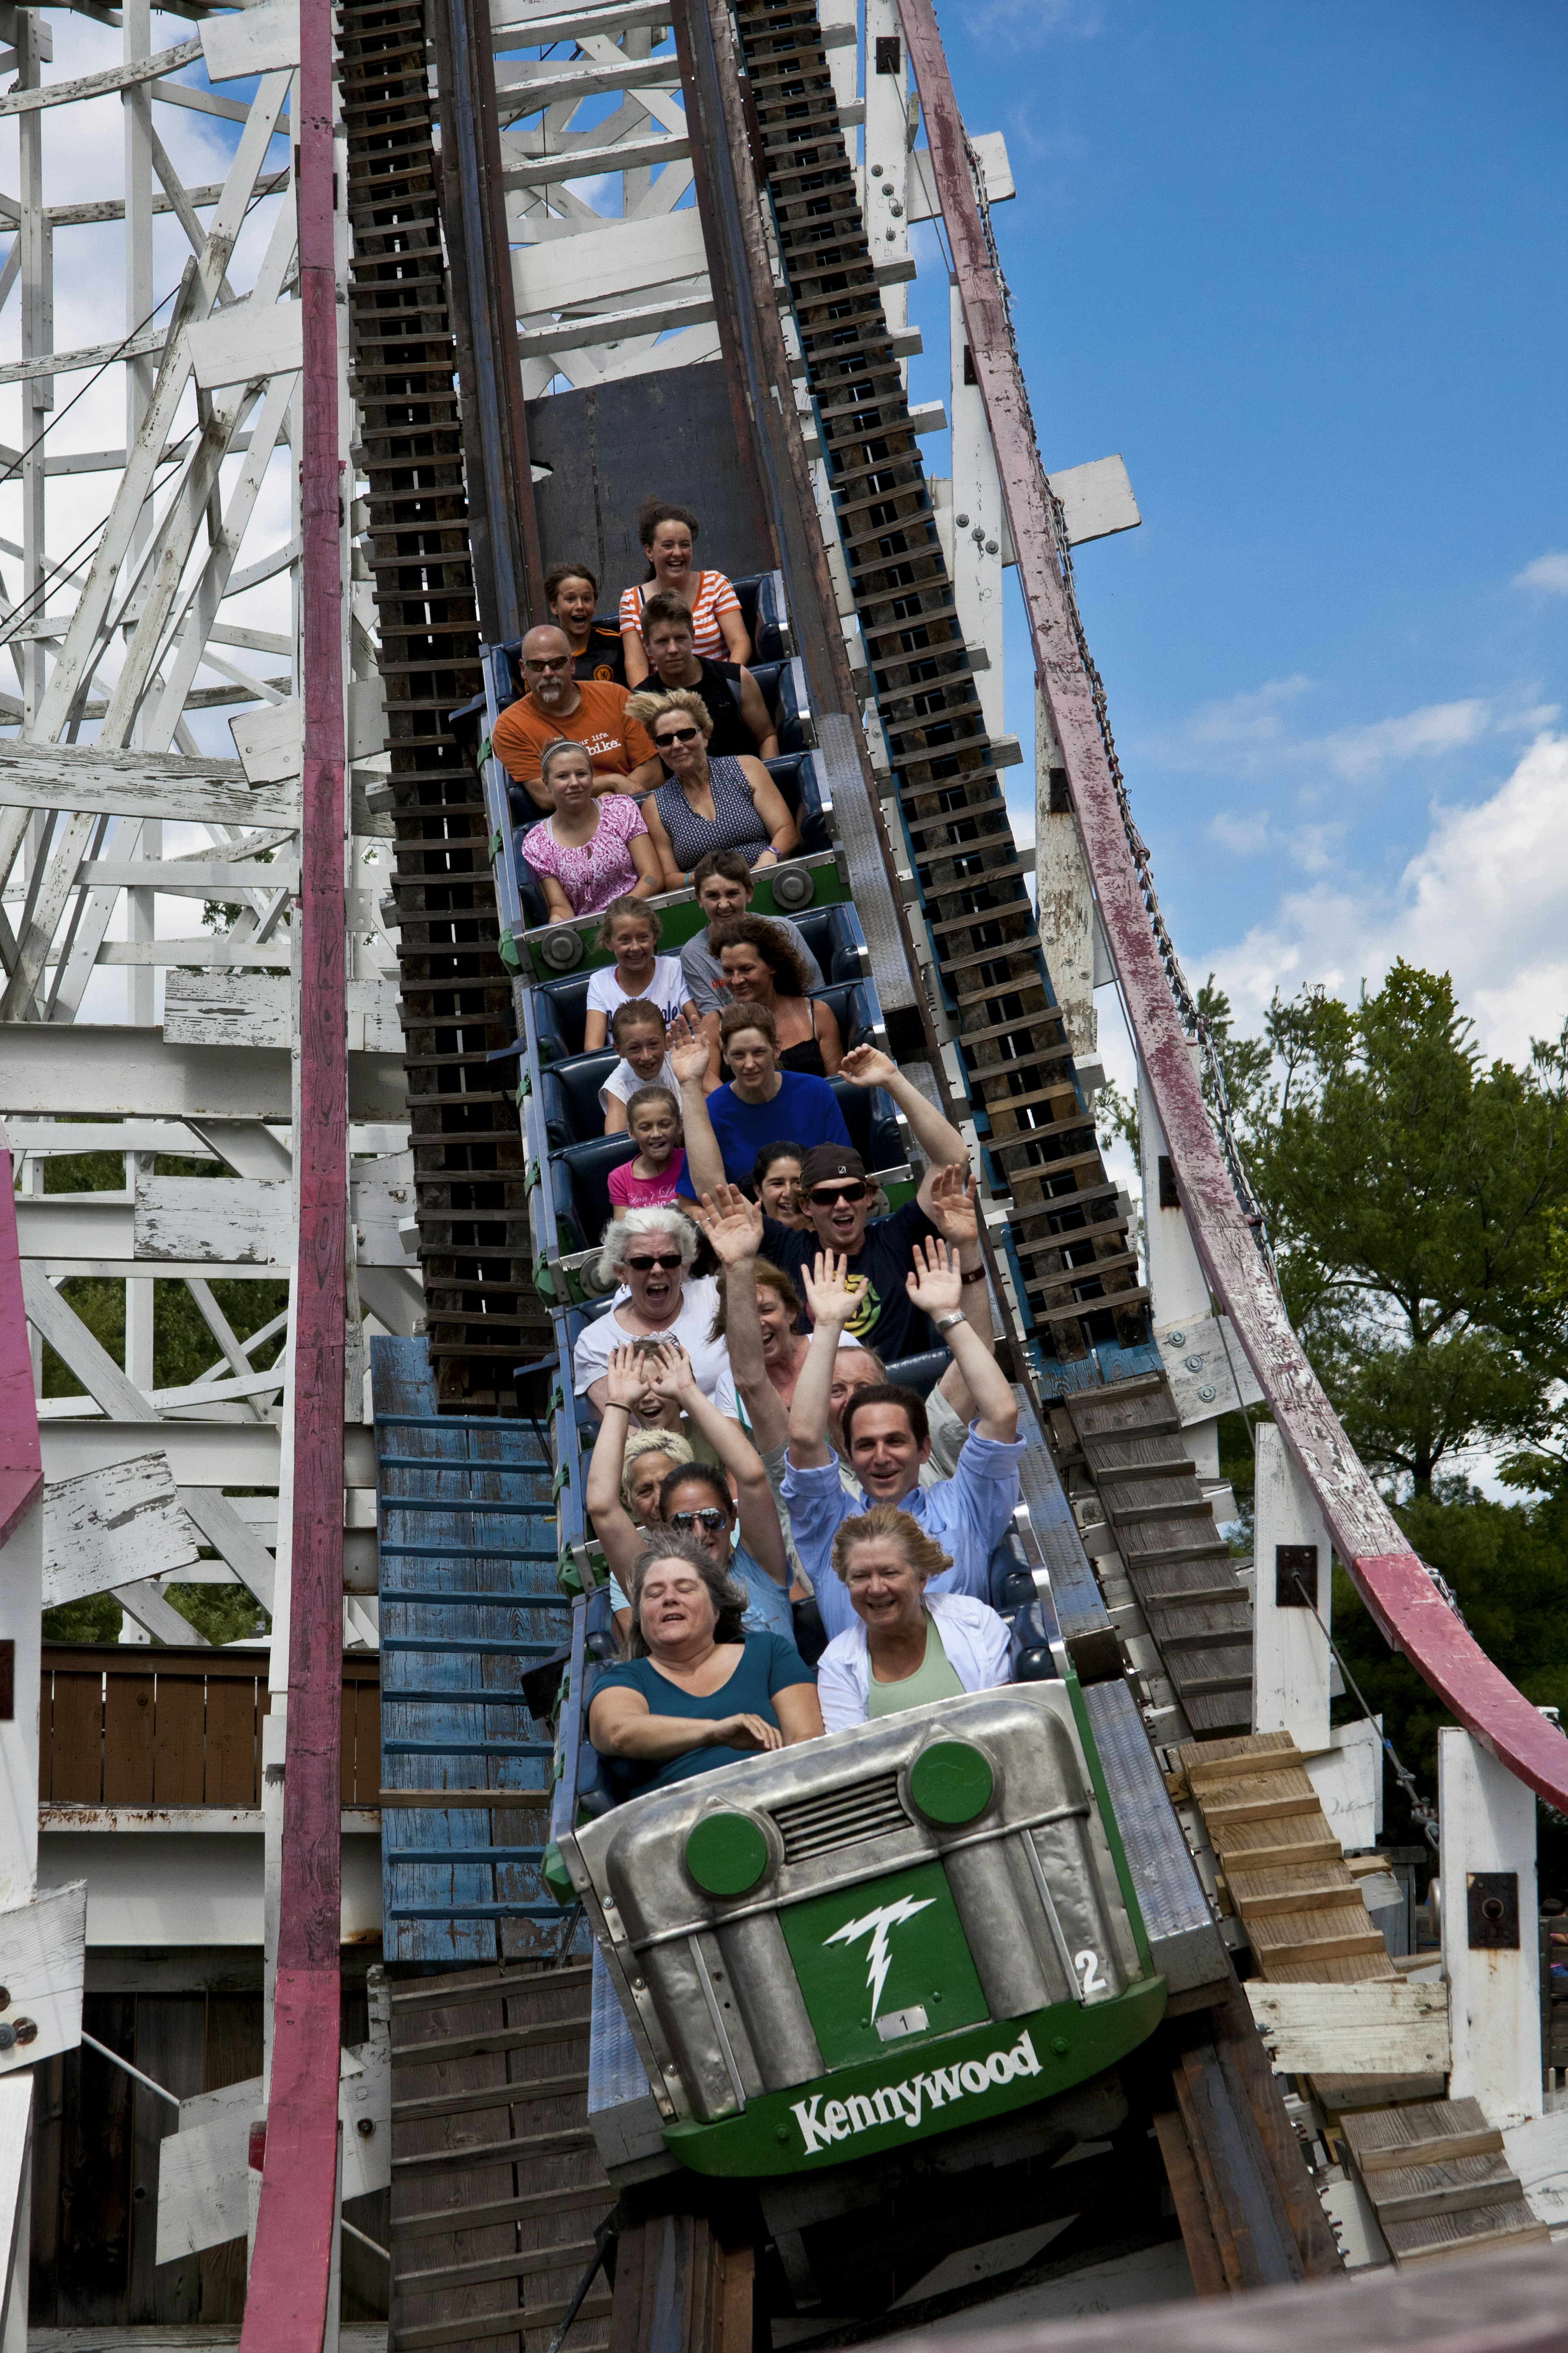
[590,1630,817,1792]
[677,1069,850,1194]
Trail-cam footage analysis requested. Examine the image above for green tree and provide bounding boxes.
[1244,965,1568,1495]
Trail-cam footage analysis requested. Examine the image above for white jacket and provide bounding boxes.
[817,1592,1012,1732]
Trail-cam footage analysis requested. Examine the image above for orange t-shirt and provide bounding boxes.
[491,682,657,805]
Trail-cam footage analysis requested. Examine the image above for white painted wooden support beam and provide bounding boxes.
[1440,1724,1543,2125]
[496,51,680,113]
[113,1578,207,1644]
[514,289,716,354]
[134,1176,294,1265]
[0,741,295,831]
[1047,454,1141,546]
[907,130,1013,223]
[42,1456,203,1609]
[0,2076,29,2353]
[200,0,298,80]
[513,206,706,312]
[1246,1978,1450,2080]
[1136,1062,1225,1467]
[186,300,302,392]
[0,319,169,389]
[0,1024,408,1124]
[1304,1716,1383,1851]
[0,1883,86,2075]
[491,0,673,40]
[2,1124,209,1157]
[177,1489,276,1616]
[502,129,691,186]
[158,2032,389,2265]
[0,33,200,115]
[1153,1311,1265,1423]
[162,972,402,1053]
[1253,1422,1333,1751]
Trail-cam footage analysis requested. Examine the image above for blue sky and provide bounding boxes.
[906,0,1568,1065]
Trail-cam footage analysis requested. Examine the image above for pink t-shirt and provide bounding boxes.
[607,1149,686,1210]
[522,793,648,917]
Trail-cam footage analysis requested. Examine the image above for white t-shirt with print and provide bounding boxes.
[599,1052,680,1117]
[585,955,691,1028]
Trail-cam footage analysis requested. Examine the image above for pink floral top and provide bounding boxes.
[607,1149,686,1209]
[522,793,648,917]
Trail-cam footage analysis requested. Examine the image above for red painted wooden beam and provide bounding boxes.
[0,1132,43,1548]
[240,0,347,2337]
[897,0,1568,1812]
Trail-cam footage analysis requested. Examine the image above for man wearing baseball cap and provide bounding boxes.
[675,1034,978,1362]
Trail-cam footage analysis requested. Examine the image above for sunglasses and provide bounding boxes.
[668,1508,728,1534]
[656,726,701,746]
[626,1253,684,1274]
[808,1182,868,1207]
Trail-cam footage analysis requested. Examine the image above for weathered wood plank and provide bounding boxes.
[43,1456,202,1608]
[1342,2098,1500,2174]
[1248,1982,1450,2079]
[0,739,296,829]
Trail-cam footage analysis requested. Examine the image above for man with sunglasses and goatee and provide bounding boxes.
[678,1036,979,1363]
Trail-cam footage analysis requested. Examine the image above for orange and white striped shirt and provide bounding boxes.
[619,571,742,660]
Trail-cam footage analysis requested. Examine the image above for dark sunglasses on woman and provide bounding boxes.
[626,1253,684,1273]
[668,1507,728,1534]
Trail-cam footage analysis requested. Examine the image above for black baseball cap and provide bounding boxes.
[799,1146,867,1189]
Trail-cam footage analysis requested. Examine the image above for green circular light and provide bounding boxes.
[684,1811,770,1896]
[909,1740,994,1826]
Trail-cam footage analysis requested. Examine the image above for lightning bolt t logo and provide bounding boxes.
[823,1894,936,2020]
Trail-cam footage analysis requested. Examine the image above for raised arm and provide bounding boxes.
[905,1238,1017,1443]
[838,1045,967,1214]
[927,1162,995,1424]
[693,1186,787,1453]
[669,1013,726,1195]
[786,1252,861,1468]
[583,1347,661,1589]
[644,1343,788,1590]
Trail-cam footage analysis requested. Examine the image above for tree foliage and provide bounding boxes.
[1218,964,1568,1494]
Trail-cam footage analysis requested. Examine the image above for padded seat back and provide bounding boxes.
[538,1050,619,1149]
[536,971,594,1058]
[881,1348,949,1400]
[512,821,551,930]
[826,1078,901,1171]
[559,1135,637,1255]
[763,752,829,855]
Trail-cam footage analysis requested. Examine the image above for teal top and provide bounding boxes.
[591,1630,816,1793]
[865,1613,966,1720]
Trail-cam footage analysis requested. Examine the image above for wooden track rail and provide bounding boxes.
[342,0,549,1413]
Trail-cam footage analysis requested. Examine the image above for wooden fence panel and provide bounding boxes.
[38,1650,372,1811]
[102,1669,155,1803]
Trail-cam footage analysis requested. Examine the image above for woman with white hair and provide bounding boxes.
[572,1204,738,1420]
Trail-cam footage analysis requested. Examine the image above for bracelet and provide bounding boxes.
[960,1263,988,1286]
[601,1400,632,1415]
[934,1309,965,1336]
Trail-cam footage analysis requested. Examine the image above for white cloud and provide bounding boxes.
[1514,553,1568,596]
[1207,808,1270,854]
[1319,697,1490,781]
[1159,678,1551,791]
[1211,732,1568,1066]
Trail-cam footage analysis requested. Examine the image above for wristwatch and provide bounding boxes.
[934,1309,965,1336]
[959,1262,988,1286]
